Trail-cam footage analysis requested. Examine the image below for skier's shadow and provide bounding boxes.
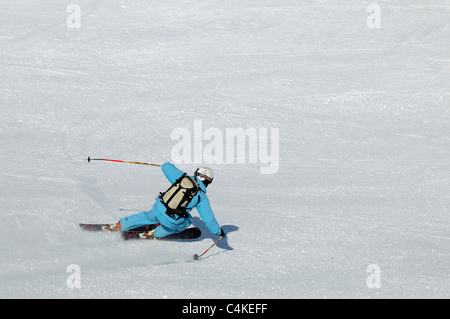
[191,217,238,251]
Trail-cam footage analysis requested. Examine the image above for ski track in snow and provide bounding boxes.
[1,0,450,298]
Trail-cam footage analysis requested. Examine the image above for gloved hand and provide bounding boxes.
[218,228,226,238]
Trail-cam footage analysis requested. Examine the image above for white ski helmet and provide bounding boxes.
[194,166,214,187]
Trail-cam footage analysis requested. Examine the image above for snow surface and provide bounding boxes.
[1,0,449,299]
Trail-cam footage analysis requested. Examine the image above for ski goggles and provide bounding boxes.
[197,173,213,182]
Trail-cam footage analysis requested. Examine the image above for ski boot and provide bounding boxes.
[102,222,121,231]
[139,229,156,239]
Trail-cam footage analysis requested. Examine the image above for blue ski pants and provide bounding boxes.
[119,200,192,238]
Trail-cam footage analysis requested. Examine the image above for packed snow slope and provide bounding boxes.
[1,0,449,298]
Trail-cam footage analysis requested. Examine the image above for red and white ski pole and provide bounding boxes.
[87,157,161,167]
[193,236,224,260]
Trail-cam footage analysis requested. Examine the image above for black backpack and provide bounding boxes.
[159,173,201,219]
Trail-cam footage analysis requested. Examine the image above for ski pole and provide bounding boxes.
[193,236,224,260]
[87,157,161,167]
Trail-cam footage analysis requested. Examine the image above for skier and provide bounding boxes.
[108,162,225,239]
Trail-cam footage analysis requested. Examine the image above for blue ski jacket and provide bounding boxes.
[119,162,222,236]
[158,162,221,236]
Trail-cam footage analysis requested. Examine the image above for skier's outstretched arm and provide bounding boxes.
[161,162,184,183]
[196,194,223,236]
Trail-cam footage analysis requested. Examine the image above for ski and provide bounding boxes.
[78,223,119,231]
[78,223,159,233]
[79,223,201,240]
